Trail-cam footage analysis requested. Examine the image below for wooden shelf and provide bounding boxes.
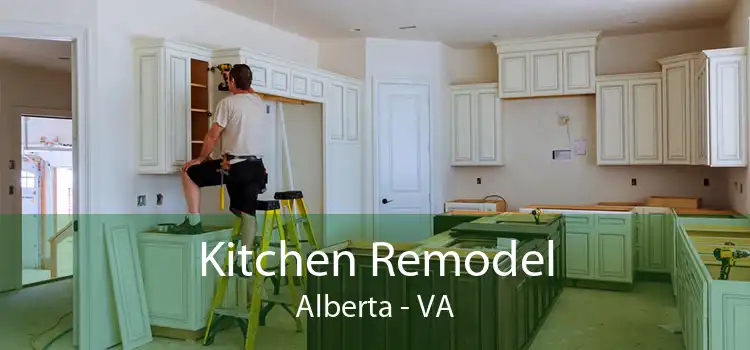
[190,59,210,159]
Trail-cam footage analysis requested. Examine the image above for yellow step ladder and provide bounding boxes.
[202,191,319,350]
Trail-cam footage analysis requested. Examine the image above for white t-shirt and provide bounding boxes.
[212,93,265,158]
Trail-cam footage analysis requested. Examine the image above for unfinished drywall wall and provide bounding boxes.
[725,0,750,214]
[447,27,732,210]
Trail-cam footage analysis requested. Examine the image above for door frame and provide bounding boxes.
[370,78,434,216]
[0,20,93,348]
[18,110,73,274]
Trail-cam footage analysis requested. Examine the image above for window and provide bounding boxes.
[21,170,36,188]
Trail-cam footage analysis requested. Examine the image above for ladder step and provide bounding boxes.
[214,308,251,319]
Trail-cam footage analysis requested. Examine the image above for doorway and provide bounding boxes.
[21,115,74,286]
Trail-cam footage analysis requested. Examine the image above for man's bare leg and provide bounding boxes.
[182,170,201,225]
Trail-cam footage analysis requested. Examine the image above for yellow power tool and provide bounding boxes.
[209,63,234,91]
[530,208,543,225]
[713,242,750,280]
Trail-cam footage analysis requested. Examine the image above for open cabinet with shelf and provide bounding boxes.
[190,59,210,160]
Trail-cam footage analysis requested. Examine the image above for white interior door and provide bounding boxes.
[21,160,42,270]
[375,82,431,242]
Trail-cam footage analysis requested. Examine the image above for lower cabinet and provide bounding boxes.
[138,228,231,331]
[634,207,673,274]
[308,233,564,350]
[524,209,634,284]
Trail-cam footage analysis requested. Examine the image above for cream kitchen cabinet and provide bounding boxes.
[135,39,212,174]
[138,228,232,331]
[519,208,635,285]
[494,32,600,99]
[659,53,698,165]
[696,48,747,167]
[450,83,503,166]
[659,48,747,167]
[596,73,663,165]
[634,206,673,274]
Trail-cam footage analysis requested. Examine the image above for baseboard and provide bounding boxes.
[22,274,73,289]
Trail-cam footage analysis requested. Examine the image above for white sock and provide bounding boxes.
[188,213,201,225]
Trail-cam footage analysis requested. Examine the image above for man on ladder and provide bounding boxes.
[174,63,266,260]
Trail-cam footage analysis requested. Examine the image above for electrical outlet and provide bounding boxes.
[703,178,710,187]
[137,195,146,207]
[631,178,637,186]
[156,193,163,206]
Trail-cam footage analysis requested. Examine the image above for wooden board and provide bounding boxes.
[104,222,153,349]
[646,196,700,209]
[597,201,644,206]
[524,204,635,212]
[673,208,738,215]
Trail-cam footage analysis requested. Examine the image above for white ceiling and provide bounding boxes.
[0,37,71,71]
[202,0,736,48]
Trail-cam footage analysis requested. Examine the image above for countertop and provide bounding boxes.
[523,204,738,215]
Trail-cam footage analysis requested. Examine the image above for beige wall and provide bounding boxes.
[446,27,732,210]
[725,0,750,214]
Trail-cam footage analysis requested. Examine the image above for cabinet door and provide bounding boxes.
[565,225,593,279]
[563,47,595,94]
[594,215,631,282]
[167,49,191,170]
[596,81,629,164]
[475,89,502,164]
[644,214,668,273]
[344,84,360,141]
[709,55,747,166]
[450,90,474,165]
[693,60,709,165]
[290,69,311,100]
[499,53,529,98]
[136,47,165,173]
[515,277,529,348]
[662,61,692,164]
[630,78,663,164]
[530,50,563,96]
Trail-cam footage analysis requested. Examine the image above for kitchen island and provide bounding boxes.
[307,213,566,350]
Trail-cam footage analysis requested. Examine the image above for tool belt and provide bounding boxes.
[224,154,262,161]
[219,154,268,193]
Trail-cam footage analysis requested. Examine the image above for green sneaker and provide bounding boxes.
[169,217,204,235]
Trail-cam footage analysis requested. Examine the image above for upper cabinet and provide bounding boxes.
[494,32,601,99]
[658,48,747,167]
[213,49,329,104]
[136,42,363,175]
[450,84,504,166]
[596,73,663,165]
[135,39,212,174]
